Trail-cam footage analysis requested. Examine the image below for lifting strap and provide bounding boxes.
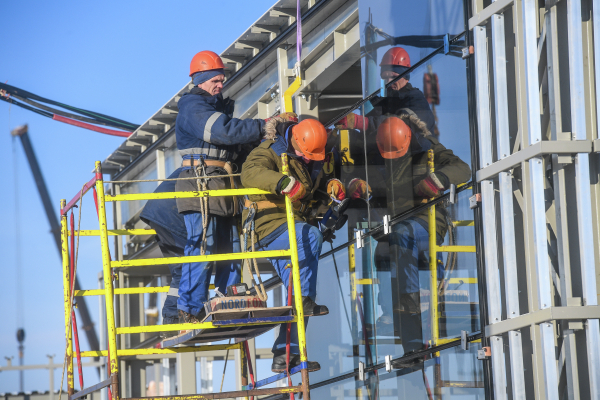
[242,204,268,301]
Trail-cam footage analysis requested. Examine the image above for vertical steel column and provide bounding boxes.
[521,1,559,399]
[567,0,600,395]
[473,25,508,400]
[593,0,600,140]
[61,199,75,396]
[491,9,527,399]
[546,6,580,399]
[95,162,120,400]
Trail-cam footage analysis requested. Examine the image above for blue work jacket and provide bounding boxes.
[176,87,265,161]
[140,168,187,243]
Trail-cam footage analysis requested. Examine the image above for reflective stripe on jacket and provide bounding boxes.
[176,87,265,161]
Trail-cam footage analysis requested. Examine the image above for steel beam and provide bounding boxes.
[485,306,600,336]
[474,24,508,400]
[492,10,526,399]
[476,140,592,181]
[469,0,514,29]
[566,0,600,395]
[522,0,559,398]
[546,5,580,398]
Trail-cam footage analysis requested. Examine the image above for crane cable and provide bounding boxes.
[0,83,138,136]
[58,184,85,400]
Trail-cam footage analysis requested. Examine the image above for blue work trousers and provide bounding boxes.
[379,218,443,353]
[388,219,443,294]
[261,222,323,354]
[147,222,186,324]
[177,213,241,316]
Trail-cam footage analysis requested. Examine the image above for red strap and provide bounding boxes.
[69,212,84,389]
[53,114,132,137]
[286,274,294,400]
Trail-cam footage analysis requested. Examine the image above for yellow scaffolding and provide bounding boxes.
[60,155,312,400]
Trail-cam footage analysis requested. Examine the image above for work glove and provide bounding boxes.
[326,179,346,201]
[265,112,298,123]
[347,178,371,200]
[280,176,306,203]
[414,173,446,198]
[335,113,368,130]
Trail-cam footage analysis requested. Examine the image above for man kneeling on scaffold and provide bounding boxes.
[241,116,346,372]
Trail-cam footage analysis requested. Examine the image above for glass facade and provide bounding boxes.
[284,0,482,397]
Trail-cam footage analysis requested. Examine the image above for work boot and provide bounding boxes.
[178,309,205,334]
[271,353,321,373]
[160,319,179,339]
[293,296,329,317]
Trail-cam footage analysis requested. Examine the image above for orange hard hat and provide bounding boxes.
[291,119,328,161]
[376,117,412,159]
[380,47,411,68]
[189,51,225,77]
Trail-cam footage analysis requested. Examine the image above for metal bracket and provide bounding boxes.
[355,230,365,249]
[383,215,391,235]
[477,346,491,360]
[385,355,393,372]
[449,184,457,204]
[469,193,481,209]
[358,361,365,381]
[461,330,469,350]
[444,33,451,54]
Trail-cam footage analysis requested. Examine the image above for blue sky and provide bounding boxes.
[0,0,274,393]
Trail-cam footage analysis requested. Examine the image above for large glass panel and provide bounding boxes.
[358,0,465,96]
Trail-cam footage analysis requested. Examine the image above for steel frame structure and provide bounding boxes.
[468,0,600,397]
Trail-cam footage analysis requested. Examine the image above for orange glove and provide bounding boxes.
[335,114,368,130]
[347,178,371,200]
[326,179,346,201]
[280,176,306,203]
[414,173,445,198]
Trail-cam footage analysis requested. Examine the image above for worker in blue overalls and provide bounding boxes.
[140,169,187,337]
[174,50,268,327]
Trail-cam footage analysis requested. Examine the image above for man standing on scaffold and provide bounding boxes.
[241,116,347,372]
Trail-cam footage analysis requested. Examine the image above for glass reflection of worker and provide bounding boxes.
[373,113,470,364]
[241,117,345,373]
[335,46,435,134]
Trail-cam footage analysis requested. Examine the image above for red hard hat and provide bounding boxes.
[376,117,412,159]
[291,119,328,161]
[380,47,411,68]
[189,51,225,77]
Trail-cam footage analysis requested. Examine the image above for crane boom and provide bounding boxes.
[11,124,100,360]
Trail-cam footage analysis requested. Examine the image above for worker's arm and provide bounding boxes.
[430,137,471,187]
[241,146,285,194]
[181,111,265,146]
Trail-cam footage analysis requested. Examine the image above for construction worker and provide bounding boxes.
[175,50,295,324]
[335,46,435,134]
[371,113,470,366]
[241,117,344,373]
[140,168,187,337]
